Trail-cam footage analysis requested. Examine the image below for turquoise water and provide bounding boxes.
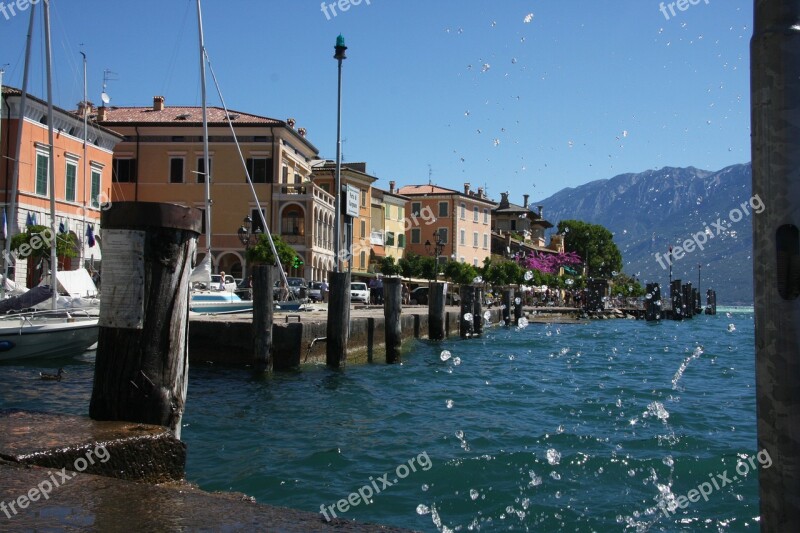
[0,309,758,531]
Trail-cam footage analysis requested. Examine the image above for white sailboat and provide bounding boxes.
[0,1,99,361]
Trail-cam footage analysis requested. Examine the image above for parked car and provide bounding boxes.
[234,278,252,300]
[308,281,324,302]
[207,274,236,292]
[273,277,308,300]
[351,282,370,304]
[409,287,460,305]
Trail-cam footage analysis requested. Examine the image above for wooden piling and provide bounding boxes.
[682,283,694,319]
[252,264,274,373]
[473,286,484,336]
[459,285,475,338]
[645,283,661,321]
[428,282,446,340]
[513,293,523,324]
[326,271,351,368]
[502,288,514,325]
[90,202,201,439]
[705,289,717,315]
[670,280,683,320]
[383,277,402,363]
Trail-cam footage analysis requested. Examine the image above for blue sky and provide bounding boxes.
[0,0,751,201]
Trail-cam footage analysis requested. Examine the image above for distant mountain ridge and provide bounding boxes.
[534,163,754,304]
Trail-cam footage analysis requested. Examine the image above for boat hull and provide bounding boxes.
[0,318,99,361]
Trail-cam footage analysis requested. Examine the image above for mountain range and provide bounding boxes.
[533,163,754,305]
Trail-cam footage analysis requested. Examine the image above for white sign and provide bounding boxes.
[346,185,360,218]
[99,229,145,329]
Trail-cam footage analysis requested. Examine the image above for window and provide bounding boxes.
[320,183,330,193]
[460,257,465,263]
[411,228,421,244]
[483,208,489,224]
[112,159,137,183]
[483,233,488,249]
[65,161,77,202]
[251,208,267,233]
[474,207,479,222]
[361,189,366,207]
[511,220,517,231]
[460,203,466,219]
[282,165,289,183]
[385,206,391,220]
[198,208,206,235]
[360,220,366,238]
[197,157,212,183]
[247,157,273,183]
[474,258,479,266]
[35,153,48,196]
[386,231,395,246]
[411,202,421,216]
[360,251,366,269]
[460,229,465,245]
[281,205,304,235]
[90,169,101,208]
[437,227,448,244]
[473,232,479,247]
[398,207,405,221]
[398,234,406,248]
[438,202,449,217]
[169,158,184,183]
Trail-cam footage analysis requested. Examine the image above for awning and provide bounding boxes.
[371,245,386,257]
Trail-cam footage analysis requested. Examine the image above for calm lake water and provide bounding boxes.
[0,307,758,531]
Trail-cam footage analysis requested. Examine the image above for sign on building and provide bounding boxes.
[346,185,360,218]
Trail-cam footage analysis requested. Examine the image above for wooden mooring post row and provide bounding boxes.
[428,282,446,340]
[326,271,351,368]
[383,277,402,363]
[89,202,201,440]
[252,265,274,373]
[459,285,475,338]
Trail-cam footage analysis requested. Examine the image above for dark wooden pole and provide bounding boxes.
[513,291,523,324]
[682,283,694,319]
[473,286,484,336]
[502,288,513,325]
[326,271,350,368]
[670,279,683,320]
[428,281,445,340]
[90,202,201,439]
[383,277,402,363]
[252,264,274,373]
[753,1,800,528]
[645,283,661,321]
[459,285,475,338]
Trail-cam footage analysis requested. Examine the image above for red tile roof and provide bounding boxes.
[97,105,283,126]
[397,184,459,195]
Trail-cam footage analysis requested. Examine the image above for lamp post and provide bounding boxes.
[333,34,347,273]
[237,215,260,280]
[424,231,445,259]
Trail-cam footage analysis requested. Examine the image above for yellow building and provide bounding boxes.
[0,87,123,287]
[97,97,334,281]
[397,183,494,267]
[369,184,408,271]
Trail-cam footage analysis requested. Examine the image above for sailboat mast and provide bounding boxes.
[43,1,58,310]
[197,0,212,266]
[79,51,87,270]
[2,6,36,297]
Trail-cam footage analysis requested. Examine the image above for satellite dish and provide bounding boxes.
[100,92,110,104]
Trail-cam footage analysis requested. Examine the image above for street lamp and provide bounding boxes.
[237,215,261,279]
[333,34,347,273]
[424,230,445,258]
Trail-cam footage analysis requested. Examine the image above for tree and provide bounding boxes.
[10,225,78,266]
[398,252,423,279]
[443,260,478,286]
[419,256,440,281]
[557,220,623,279]
[610,272,646,297]
[482,258,524,287]
[245,234,298,271]
[379,256,402,276]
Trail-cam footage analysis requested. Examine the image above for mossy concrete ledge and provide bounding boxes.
[0,409,185,483]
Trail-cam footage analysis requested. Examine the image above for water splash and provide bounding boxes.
[671,346,704,389]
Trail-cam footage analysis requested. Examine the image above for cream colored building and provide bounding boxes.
[368,184,408,271]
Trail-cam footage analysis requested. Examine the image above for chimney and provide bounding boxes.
[537,205,544,217]
[153,96,165,111]
[97,106,107,122]
[499,191,510,209]
[464,183,471,195]
[389,180,396,194]
[77,101,94,117]
[477,187,484,198]
[523,194,530,209]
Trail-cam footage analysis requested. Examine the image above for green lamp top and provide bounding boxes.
[336,34,346,48]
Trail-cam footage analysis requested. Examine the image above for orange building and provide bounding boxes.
[0,87,123,287]
[396,183,494,267]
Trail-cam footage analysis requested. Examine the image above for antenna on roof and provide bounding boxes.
[428,163,433,185]
[101,68,117,105]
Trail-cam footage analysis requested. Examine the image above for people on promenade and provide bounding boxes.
[402,283,410,305]
[218,271,227,291]
[321,279,329,303]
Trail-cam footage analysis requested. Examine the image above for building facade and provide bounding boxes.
[0,87,123,287]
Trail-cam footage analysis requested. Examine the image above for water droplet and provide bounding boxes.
[546,448,561,465]
[481,63,491,73]
[470,489,479,500]
[515,297,522,305]
[453,357,462,366]
[524,270,534,281]
[446,399,454,409]
[473,276,483,284]
[727,324,736,332]
[421,484,429,492]
[416,504,431,515]
[463,312,473,322]
[483,310,492,321]
[517,317,529,328]
[440,350,452,361]
[524,13,534,23]
[493,138,501,146]
[455,430,464,439]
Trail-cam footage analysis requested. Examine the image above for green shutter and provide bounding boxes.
[36,154,48,196]
[65,163,76,202]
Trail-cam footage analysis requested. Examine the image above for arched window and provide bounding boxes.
[281,205,305,236]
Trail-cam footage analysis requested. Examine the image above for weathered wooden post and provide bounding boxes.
[383,277,402,363]
[90,202,201,440]
[428,281,446,340]
[326,271,351,368]
[752,2,800,528]
[644,283,661,321]
[502,288,514,325]
[670,279,683,320]
[513,292,523,324]
[459,285,475,338]
[682,283,694,319]
[252,264,274,373]
[705,289,717,315]
[473,286,484,336]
